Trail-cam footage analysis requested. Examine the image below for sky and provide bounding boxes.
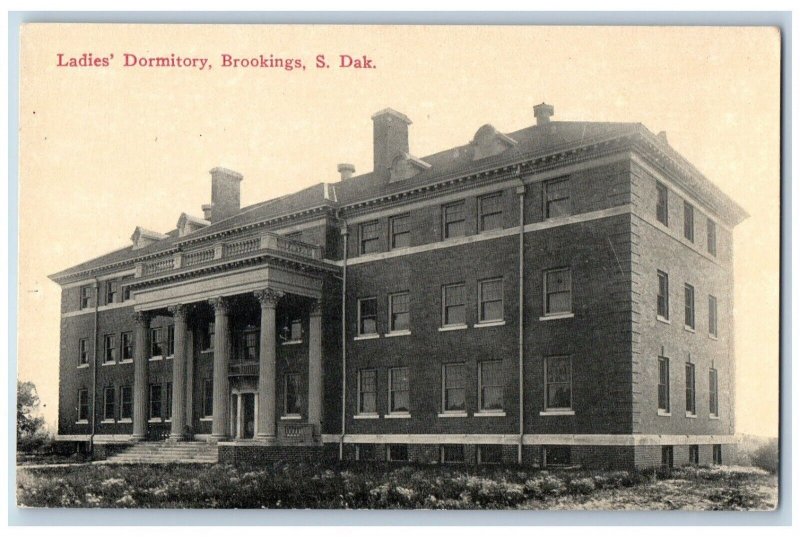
[18,24,780,437]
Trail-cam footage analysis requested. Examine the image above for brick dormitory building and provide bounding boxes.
[49,103,747,469]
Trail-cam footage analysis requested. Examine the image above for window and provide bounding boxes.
[709,368,719,417]
[685,362,696,415]
[240,330,258,360]
[657,271,670,320]
[149,384,162,420]
[389,214,411,250]
[683,202,694,242]
[387,444,409,462]
[478,360,504,411]
[708,295,718,337]
[121,332,134,362]
[478,445,503,464]
[713,444,722,465]
[203,379,213,418]
[359,220,381,255]
[389,367,410,414]
[78,338,89,366]
[656,182,669,225]
[441,444,465,463]
[658,356,670,413]
[661,446,674,468]
[167,325,175,357]
[150,327,164,357]
[544,268,572,316]
[357,298,378,336]
[103,386,115,421]
[543,446,571,467]
[204,322,215,351]
[77,389,89,422]
[689,444,699,465]
[358,369,377,414]
[122,285,131,302]
[120,386,133,420]
[442,283,466,326]
[388,292,410,333]
[80,285,93,309]
[442,201,466,239]
[478,278,503,323]
[544,177,570,218]
[165,382,173,420]
[684,284,695,329]
[478,192,503,232]
[707,218,717,256]
[105,280,118,304]
[285,373,302,416]
[355,444,376,461]
[103,334,116,364]
[545,356,572,410]
[442,363,466,412]
[287,319,302,342]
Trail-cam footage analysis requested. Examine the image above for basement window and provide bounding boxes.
[543,446,571,468]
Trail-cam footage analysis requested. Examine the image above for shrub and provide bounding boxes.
[567,477,596,495]
[751,439,779,474]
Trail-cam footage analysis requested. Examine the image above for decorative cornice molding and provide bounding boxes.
[254,288,283,308]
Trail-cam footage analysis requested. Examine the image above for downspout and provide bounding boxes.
[516,169,526,465]
[339,217,349,461]
[90,277,100,453]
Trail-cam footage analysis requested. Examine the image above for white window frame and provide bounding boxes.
[477,360,504,414]
[357,369,378,416]
[708,295,718,338]
[441,362,467,415]
[685,362,696,417]
[102,385,116,422]
[356,297,379,338]
[656,181,669,226]
[389,213,411,250]
[78,338,89,367]
[388,292,411,335]
[544,177,571,219]
[103,334,116,364]
[388,366,410,416]
[658,356,670,415]
[119,385,133,422]
[542,268,572,318]
[77,388,89,423]
[478,191,503,233]
[477,278,504,325]
[657,270,670,321]
[684,283,696,331]
[543,355,573,413]
[283,373,302,418]
[441,283,467,328]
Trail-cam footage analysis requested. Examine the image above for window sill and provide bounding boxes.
[101,419,116,424]
[200,417,213,422]
[657,316,671,325]
[165,419,172,423]
[166,355,174,360]
[474,411,506,417]
[354,334,380,341]
[149,356,163,362]
[685,412,697,419]
[77,363,89,369]
[119,418,132,423]
[438,324,468,332]
[280,415,302,421]
[474,320,506,328]
[201,349,214,354]
[281,340,303,346]
[385,413,411,419]
[540,410,575,416]
[657,410,671,417]
[710,414,720,420]
[354,413,379,420]
[148,418,162,423]
[386,330,411,338]
[438,412,468,418]
[102,361,116,367]
[76,420,89,425]
[684,325,696,333]
[539,312,574,321]
[119,359,133,364]
[709,334,719,341]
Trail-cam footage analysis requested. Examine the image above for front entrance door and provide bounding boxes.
[241,393,255,439]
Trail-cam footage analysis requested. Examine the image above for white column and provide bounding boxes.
[308,300,323,436]
[168,304,188,440]
[131,311,151,441]
[255,288,282,443]
[209,297,231,440]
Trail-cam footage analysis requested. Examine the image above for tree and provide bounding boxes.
[17,380,46,447]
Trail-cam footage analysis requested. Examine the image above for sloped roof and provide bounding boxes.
[48,118,746,284]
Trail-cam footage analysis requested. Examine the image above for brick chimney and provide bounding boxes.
[208,167,243,223]
[533,103,554,125]
[337,163,355,181]
[372,108,411,181]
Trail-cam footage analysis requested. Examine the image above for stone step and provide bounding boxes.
[103,441,219,465]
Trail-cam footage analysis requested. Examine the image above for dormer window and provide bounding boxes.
[471,124,517,161]
[389,152,431,183]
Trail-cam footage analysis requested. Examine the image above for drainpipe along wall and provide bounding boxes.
[90,277,100,453]
[339,221,349,461]
[516,172,526,465]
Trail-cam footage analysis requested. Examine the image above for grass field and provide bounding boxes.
[16,462,777,510]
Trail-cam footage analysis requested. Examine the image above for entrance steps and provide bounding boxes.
[103,441,218,464]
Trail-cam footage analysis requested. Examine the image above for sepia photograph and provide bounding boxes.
[13,21,782,514]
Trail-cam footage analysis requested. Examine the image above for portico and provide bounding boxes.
[127,240,334,446]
